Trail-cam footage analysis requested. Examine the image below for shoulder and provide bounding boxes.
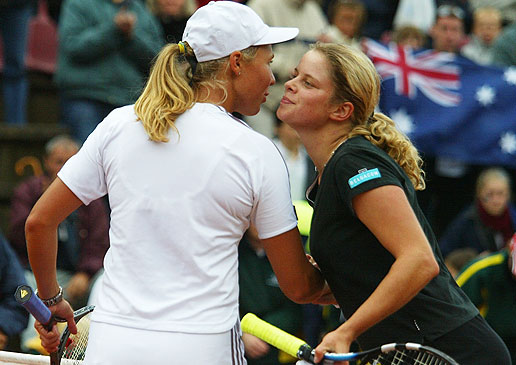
[98,105,137,133]
[184,104,283,161]
[335,137,401,172]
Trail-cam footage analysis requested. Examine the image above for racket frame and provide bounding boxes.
[241,312,460,364]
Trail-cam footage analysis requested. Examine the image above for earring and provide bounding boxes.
[238,72,241,76]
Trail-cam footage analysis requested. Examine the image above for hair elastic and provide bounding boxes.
[178,41,186,55]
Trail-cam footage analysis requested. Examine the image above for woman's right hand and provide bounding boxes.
[34,299,76,353]
[242,332,270,359]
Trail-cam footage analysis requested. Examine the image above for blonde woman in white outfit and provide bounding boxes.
[25,2,334,364]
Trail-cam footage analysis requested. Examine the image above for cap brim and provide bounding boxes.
[254,27,299,46]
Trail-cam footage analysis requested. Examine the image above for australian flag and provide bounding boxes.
[362,39,516,168]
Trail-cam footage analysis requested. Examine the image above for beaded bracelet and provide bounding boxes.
[35,286,63,307]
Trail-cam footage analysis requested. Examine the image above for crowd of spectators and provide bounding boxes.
[1,0,516,362]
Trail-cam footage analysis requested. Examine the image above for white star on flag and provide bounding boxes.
[500,132,516,154]
[390,108,414,135]
[475,85,495,106]
[504,67,516,85]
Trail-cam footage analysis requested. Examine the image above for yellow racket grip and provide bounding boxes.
[241,313,308,359]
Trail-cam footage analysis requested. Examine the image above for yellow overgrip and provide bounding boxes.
[241,313,308,359]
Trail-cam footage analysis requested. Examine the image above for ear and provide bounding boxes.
[329,101,354,122]
[229,51,243,76]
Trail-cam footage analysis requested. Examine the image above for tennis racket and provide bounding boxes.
[241,313,459,364]
[15,285,94,365]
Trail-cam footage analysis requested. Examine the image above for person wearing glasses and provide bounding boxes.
[430,4,468,53]
[423,3,476,240]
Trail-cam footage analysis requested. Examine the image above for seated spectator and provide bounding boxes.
[491,19,516,67]
[461,7,503,65]
[430,3,467,53]
[444,247,478,278]
[392,24,427,49]
[324,0,366,49]
[424,4,475,238]
[456,234,516,364]
[55,0,164,143]
[439,167,516,259]
[146,0,196,43]
[0,230,29,352]
[239,226,303,365]
[468,0,516,26]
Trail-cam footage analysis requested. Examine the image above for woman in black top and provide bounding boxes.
[276,42,511,364]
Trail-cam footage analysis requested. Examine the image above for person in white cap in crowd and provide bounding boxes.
[26,2,334,364]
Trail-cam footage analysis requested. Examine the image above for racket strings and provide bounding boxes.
[62,313,91,363]
[370,349,450,365]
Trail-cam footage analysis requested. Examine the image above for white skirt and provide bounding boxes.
[83,319,246,364]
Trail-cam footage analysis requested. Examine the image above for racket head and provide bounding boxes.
[325,342,460,364]
[57,305,95,364]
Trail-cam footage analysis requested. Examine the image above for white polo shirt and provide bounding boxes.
[58,103,297,333]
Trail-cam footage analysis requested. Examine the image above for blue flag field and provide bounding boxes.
[362,39,516,168]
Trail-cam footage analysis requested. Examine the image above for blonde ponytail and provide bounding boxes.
[134,43,195,142]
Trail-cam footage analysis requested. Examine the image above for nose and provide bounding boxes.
[269,69,276,86]
[284,78,295,92]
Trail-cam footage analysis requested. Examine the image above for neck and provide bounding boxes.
[296,126,350,173]
[198,85,233,113]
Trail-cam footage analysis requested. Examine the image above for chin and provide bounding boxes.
[276,107,288,122]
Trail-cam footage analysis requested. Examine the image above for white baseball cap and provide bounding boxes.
[182,1,299,62]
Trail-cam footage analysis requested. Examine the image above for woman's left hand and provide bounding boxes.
[314,326,354,365]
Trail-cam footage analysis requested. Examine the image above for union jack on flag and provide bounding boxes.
[363,39,461,107]
[362,38,516,168]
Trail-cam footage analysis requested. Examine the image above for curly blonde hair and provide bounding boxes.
[313,42,426,190]
[134,42,258,142]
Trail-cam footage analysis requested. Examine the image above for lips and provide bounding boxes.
[280,96,293,104]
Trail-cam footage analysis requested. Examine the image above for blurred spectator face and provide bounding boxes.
[332,4,364,39]
[157,0,185,16]
[477,176,511,216]
[473,9,502,45]
[44,144,79,181]
[393,25,426,49]
[431,6,465,52]
[399,36,424,49]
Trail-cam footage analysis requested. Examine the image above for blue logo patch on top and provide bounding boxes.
[348,168,381,188]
